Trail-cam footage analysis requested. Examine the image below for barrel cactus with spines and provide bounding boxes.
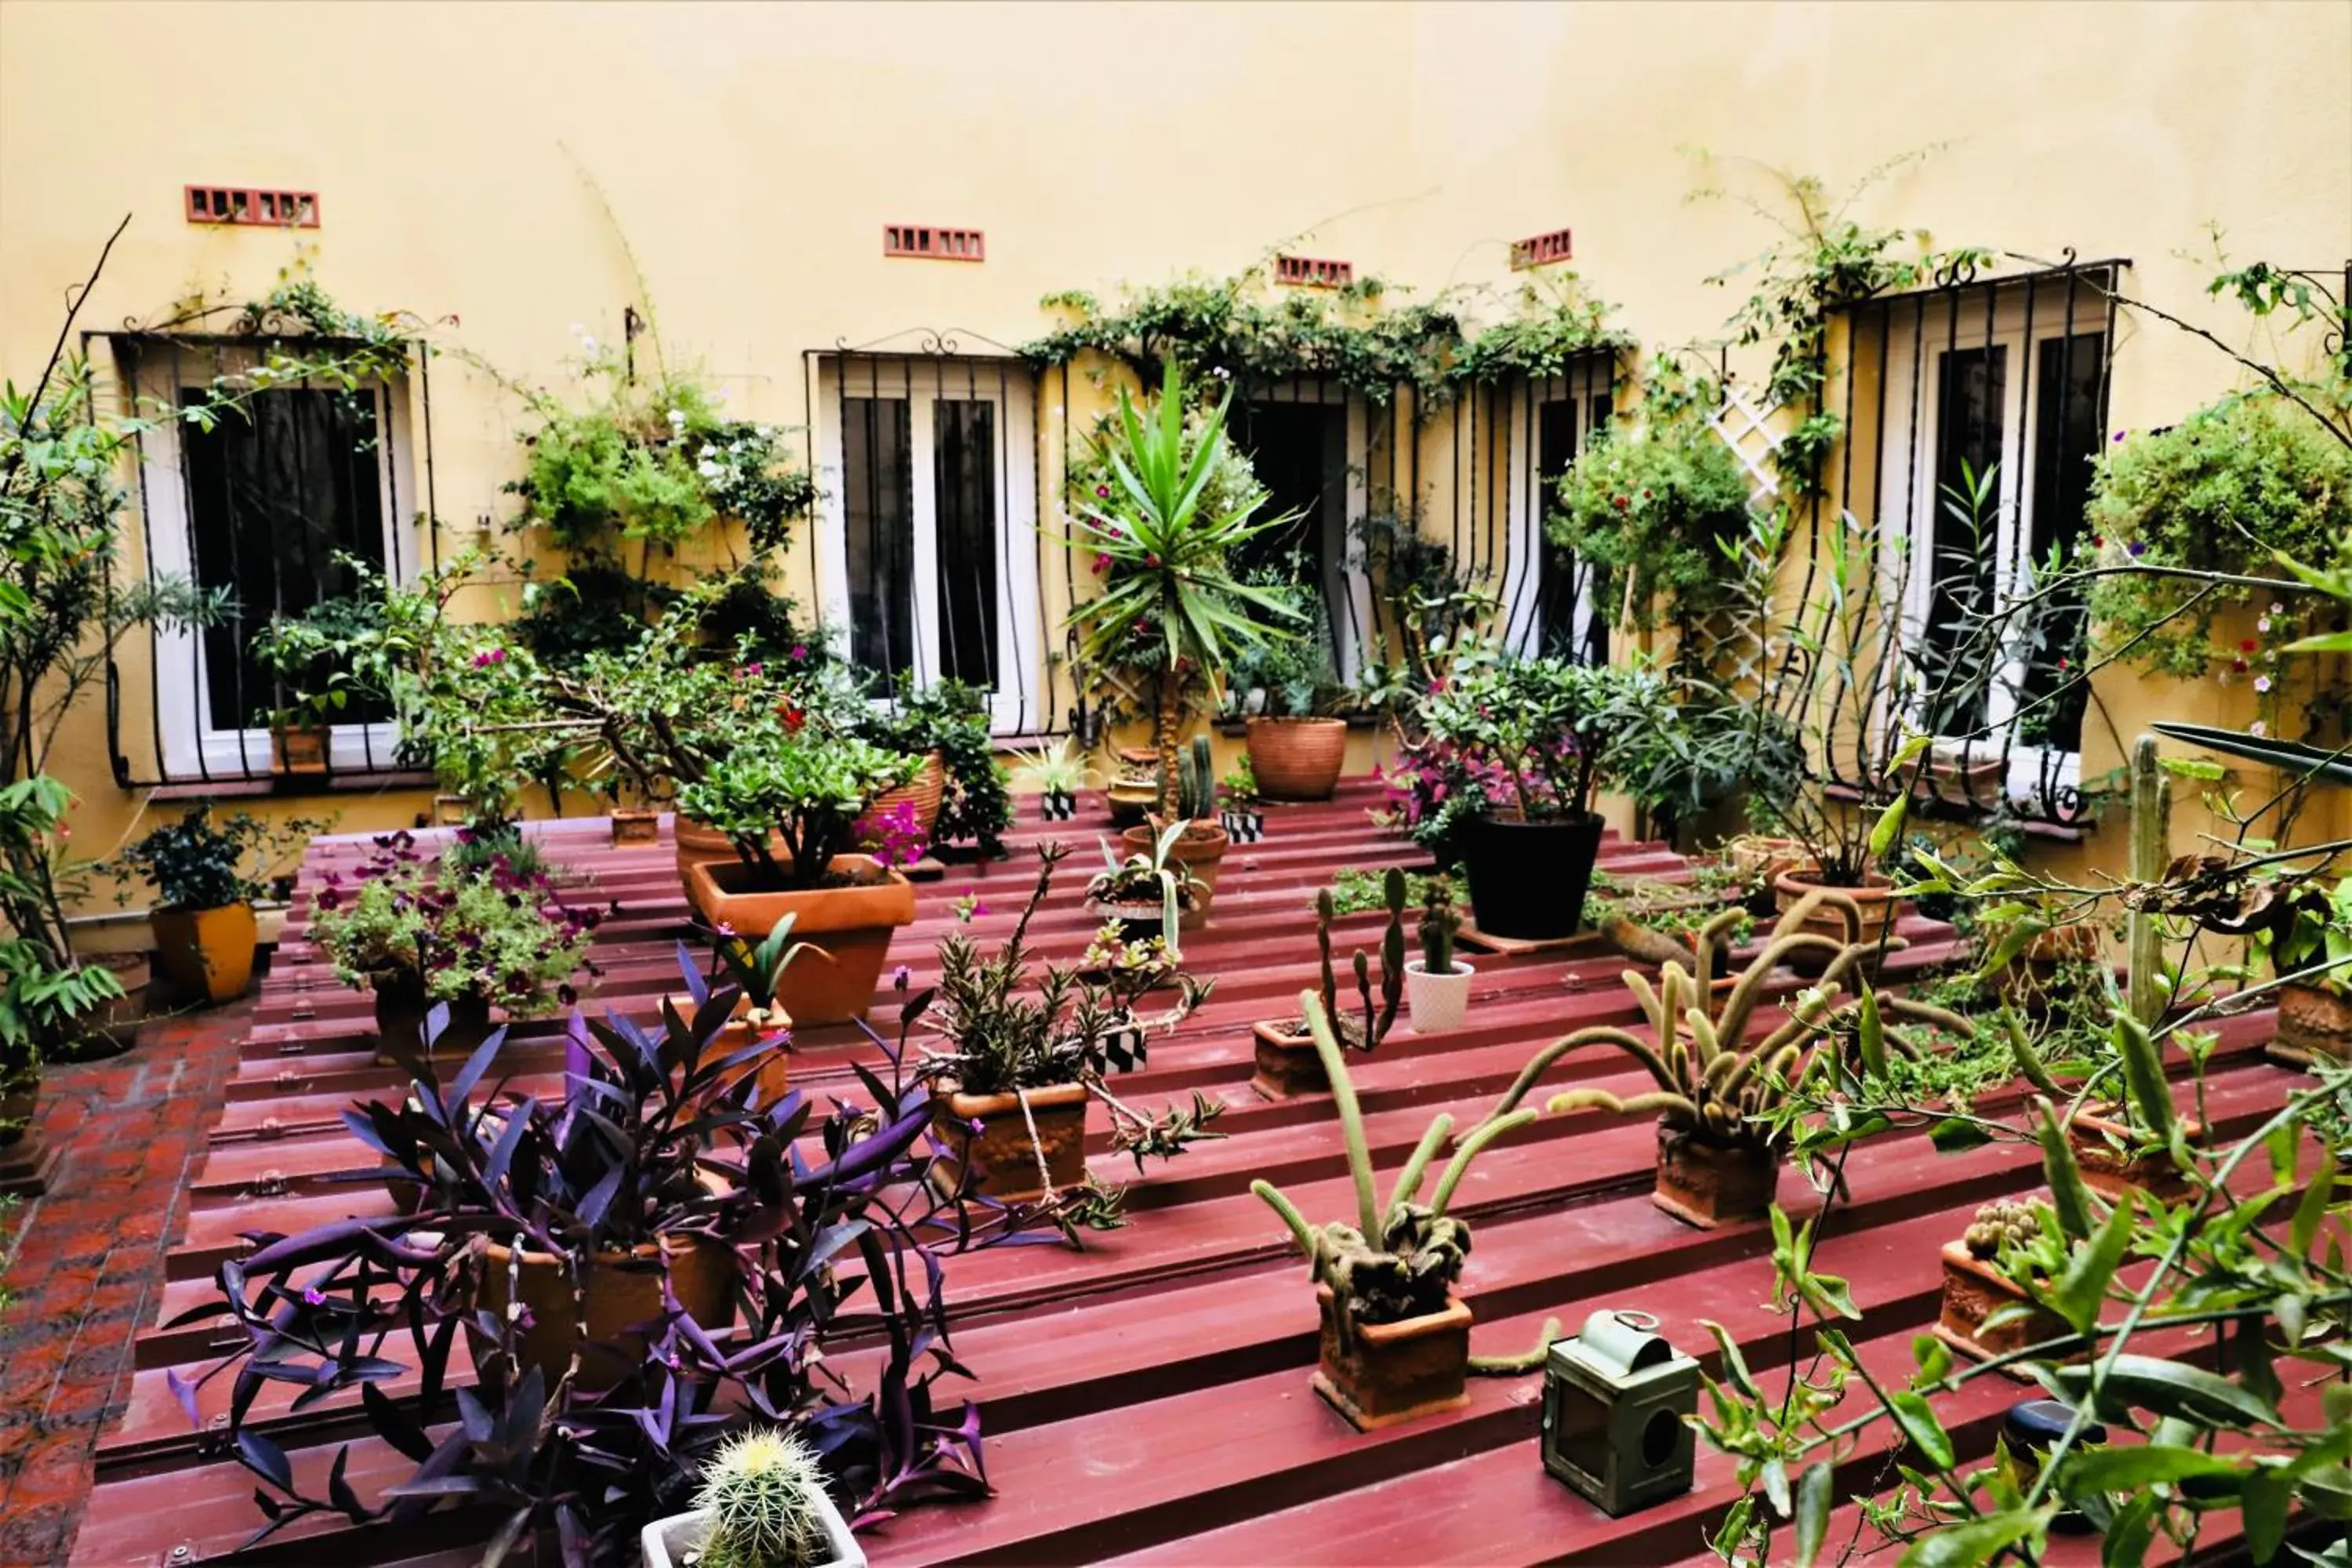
[695,1427,833,1568]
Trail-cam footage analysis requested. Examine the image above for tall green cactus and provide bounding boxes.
[1418,874,1459,975]
[1316,868,1405,1049]
[1178,735,1217,821]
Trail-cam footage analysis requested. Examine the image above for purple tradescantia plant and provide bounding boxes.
[165,946,986,1565]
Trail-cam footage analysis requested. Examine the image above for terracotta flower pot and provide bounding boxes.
[1772,870,1902,971]
[1312,1283,1472,1432]
[1403,959,1475,1035]
[0,1085,38,1152]
[2273,981,2352,1069]
[372,982,493,1072]
[1122,818,1230,913]
[1909,753,2009,811]
[432,794,471,827]
[1246,716,1348,801]
[673,816,791,885]
[684,855,916,1025]
[1933,1241,2074,1373]
[1250,1018,1327,1099]
[2067,1109,2201,1202]
[610,809,661,846]
[85,949,152,1051]
[0,1083,53,1193]
[1105,781,1158,829]
[150,902,258,1004]
[273,721,328,776]
[666,992,793,1109]
[929,1080,1090,1202]
[858,751,946,848]
[477,1233,736,1389]
[1652,1122,1779,1229]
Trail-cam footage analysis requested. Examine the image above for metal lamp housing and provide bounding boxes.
[1541,1310,1699,1516]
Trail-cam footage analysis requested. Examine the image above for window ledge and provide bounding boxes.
[151,769,435,803]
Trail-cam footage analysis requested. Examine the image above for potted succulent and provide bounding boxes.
[674,918,807,1109]
[1252,993,1552,1431]
[675,726,918,1025]
[111,803,316,1005]
[1012,737,1091,822]
[1218,753,1266,842]
[1403,876,1473,1035]
[1253,873,1406,1098]
[644,1428,867,1568]
[1084,821,1203,940]
[180,980,989,1557]
[1933,1197,2077,1370]
[2258,874,2352,1066]
[1236,585,1350,801]
[1479,894,1969,1228]
[920,844,1219,1203]
[1122,736,1231,913]
[309,832,597,1067]
[1408,648,1669,941]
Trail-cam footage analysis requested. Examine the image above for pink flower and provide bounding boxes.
[2251,720,2268,738]
[790,644,808,661]
[891,964,912,989]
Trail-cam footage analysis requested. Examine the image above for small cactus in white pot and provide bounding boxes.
[641,1428,866,1568]
[1403,876,1475,1034]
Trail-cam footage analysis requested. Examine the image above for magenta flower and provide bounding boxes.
[790,644,808,661]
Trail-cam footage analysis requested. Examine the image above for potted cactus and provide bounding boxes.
[1478,894,1969,1228]
[1123,736,1232,913]
[1085,820,1203,939]
[1403,876,1473,1034]
[1252,869,1406,1098]
[1252,993,1553,1431]
[644,1426,867,1568]
[1933,1197,2077,1370]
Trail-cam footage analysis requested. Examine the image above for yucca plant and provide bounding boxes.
[1480,892,1971,1155]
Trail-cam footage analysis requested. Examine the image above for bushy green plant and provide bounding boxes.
[694,1428,833,1568]
[248,587,391,728]
[309,834,593,1013]
[111,804,320,911]
[0,778,122,1080]
[1412,645,1673,828]
[2254,873,2352,997]
[858,675,1013,856]
[676,730,911,888]
[1552,399,1754,632]
[2085,393,2352,678]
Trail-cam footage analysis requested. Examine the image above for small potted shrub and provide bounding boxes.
[1933,1197,2075,1369]
[112,804,317,1004]
[2258,875,2352,1066]
[310,832,596,1067]
[920,845,1220,1202]
[644,1427,867,1568]
[1237,588,1349,800]
[1253,873,1406,1098]
[1218,754,1265,842]
[1480,895,1969,1228]
[1012,738,1091,822]
[1252,993,1552,1430]
[250,593,383,776]
[676,728,918,1025]
[1403,876,1473,1035]
[674,918,807,1109]
[858,675,1014,859]
[1084,821,1203,940]
[1122,736,1231,913]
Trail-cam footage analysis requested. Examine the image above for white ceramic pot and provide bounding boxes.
[641,1494,867,1568]
[1404,958,1475,1035]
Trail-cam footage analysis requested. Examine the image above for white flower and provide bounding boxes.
[697,459,723,478]
[667,408,686,427]
[567,322,584,337]
[581,335,598,354]
[2255,675,2273,693]
[2258,616,2272,633]
[2273,602,2288,614]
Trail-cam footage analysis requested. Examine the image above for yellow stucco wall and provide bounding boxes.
[2,0,2347,930]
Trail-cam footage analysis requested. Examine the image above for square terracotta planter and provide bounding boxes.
[2273,982,2352,1069]
[1251,1019,1327,1099]
[2067,1109,2201,1203]
[1312,1283,1472,1432]
[273,722,328,776]
[611,809,661,846]
[683,855,916,1026]
[1932,1241,2074,1376]
[665,993,793,1109]
[1652,1123,1779,1230]
[929,1081,1090,1203]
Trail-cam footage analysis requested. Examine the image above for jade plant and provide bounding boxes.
[1251,993,1554,1361]
[690,1428,837,1568]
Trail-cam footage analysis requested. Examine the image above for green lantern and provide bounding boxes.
[1541,1309,1699,1516]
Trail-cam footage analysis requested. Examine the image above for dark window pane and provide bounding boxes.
[2019,332,2106,752]
[1229,397,1346,637]
[1922,343,2006,735]
[843,396,913,678]
[181,386,387,728]
[933,399,999,689]
[1535,396,1607,662]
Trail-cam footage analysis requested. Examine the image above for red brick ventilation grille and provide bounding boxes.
[1510,227,1573,270]
[1274,254,1352,289]
[884,225,985,262]
[184,187,320,227]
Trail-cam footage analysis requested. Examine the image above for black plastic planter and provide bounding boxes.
[1459,813,1605,940]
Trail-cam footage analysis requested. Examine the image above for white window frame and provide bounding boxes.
[813,358,1043,735]
[1875,284,2107,804]
[126,343,416,780]
[1238,382,1371,681]
[1501,366,1614,656]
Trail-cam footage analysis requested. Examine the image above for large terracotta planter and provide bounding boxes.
[2067,1109,2200,1202]
[2274,982,2352,1068]
[1247,717,1348,801]
[274,721,328,776]
[1122,818,1230,913]
[1933,1242,2073,1371]
[1909,752,2008,811]
[928,1080,1089,1202]
[477,1234,736,1388]
[1312,1283,1472,1432]
[1652,1122,1778,1229]
[150,902,258,1004]
[1997,923,2101,1013]
[372,981,492,1072]
[684,855,916,1025]
[858,751,945,848]
[1773,870,1902,969]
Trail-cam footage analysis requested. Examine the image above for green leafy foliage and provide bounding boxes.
[110,803,321,911]
[675,731,910,889]
[1552,392,1755,631]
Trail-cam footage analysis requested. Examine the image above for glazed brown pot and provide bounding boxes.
[611,809,661,846]
[684,855,916,1025]
[1105,781,1157,829]
[1247,716,1348,801]
[1123,818,1231,913]
[1250,1019,1327,1099]
[1652,1122,1779,1229]
[150,902,258,1004]
[274,722,328,776]
[1312,1283,1472,1432]
[1933,1242,2074,1372]
[929,1081,1090,1202]
[477,1234,737,1389]
[372,982,493,1072]
[2274,982,2352,1069]
[858,751,946,849]
[1773,870,1902,970]
[2067,1109,2201,1202]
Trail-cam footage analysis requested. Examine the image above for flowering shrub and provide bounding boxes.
[866,800,929,870]
[1551,405,1753,632]
[674,731,912,888]
[310,833,596,1012]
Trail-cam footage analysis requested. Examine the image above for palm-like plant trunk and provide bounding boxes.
[1155,673,1183,821]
